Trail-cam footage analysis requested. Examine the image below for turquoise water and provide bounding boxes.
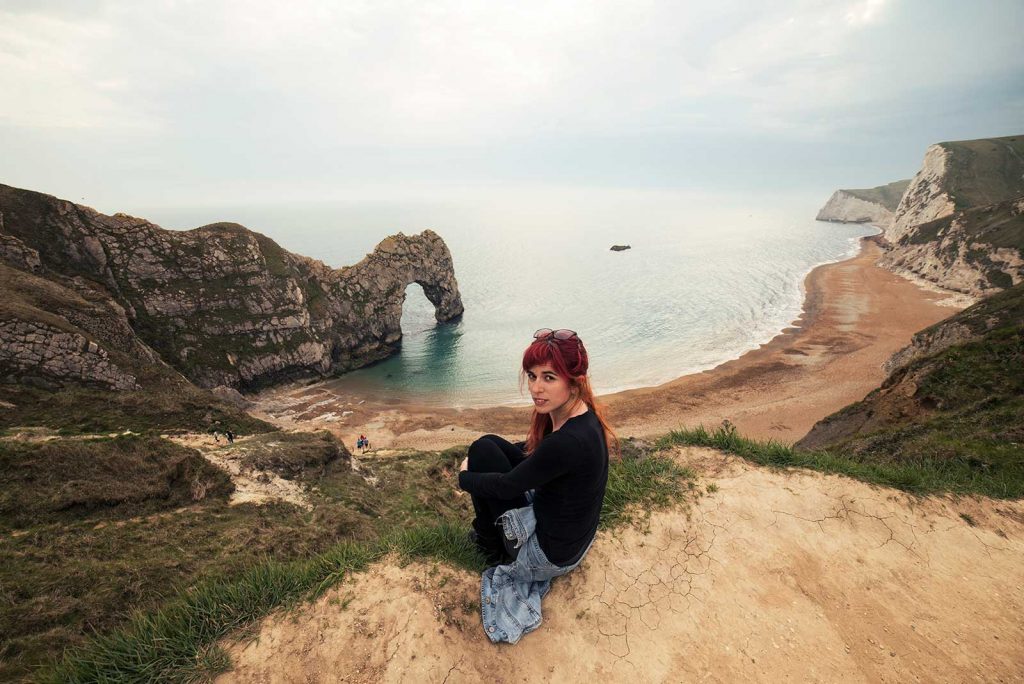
[141,188,878,407]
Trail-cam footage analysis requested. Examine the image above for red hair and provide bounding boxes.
[519,335,619,458]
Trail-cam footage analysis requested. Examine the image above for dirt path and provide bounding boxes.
[217,448,1024,682]
[168,434,311,509]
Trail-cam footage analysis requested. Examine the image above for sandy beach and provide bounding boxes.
[250,235,961,450]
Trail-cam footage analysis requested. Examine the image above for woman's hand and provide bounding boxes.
[459,456,469,472]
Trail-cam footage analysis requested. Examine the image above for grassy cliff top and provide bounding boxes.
[844,179,911,211]
[939,134,1024,209]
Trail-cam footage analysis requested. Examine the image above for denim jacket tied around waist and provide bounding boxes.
[480,501,595,644]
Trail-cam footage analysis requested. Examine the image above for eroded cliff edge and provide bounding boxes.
[0,183,464,391]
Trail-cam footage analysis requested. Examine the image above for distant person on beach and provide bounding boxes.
[457,328,617,644]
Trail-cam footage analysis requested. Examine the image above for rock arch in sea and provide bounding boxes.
[0,183,464,391]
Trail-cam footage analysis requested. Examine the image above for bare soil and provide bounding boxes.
[168,434,312,509]
[218,446,1024,683]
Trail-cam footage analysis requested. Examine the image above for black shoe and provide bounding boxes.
[467,530,507,565]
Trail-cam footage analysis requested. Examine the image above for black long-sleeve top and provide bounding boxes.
[458,410,609,565]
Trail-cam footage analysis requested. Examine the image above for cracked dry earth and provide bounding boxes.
[218,447,1024,683]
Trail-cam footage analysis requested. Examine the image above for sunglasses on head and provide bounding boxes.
[533,328,578,341]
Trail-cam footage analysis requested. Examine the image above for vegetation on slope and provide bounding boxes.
[769,283,1024,497]
[0,435,232,527]
[942,279,1024,331]
[663,415,1023,499]
[900,196,1024,290]
[0,383,271,437]
[0,432,691,683]
[796,327,1023,496]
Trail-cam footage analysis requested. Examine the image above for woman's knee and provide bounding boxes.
[468,435,507,472]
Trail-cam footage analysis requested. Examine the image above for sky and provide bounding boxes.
[1,0,1022,211]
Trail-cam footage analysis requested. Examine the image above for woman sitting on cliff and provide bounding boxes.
[457,328,617,644]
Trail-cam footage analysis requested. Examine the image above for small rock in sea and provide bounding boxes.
[610,244,631,251]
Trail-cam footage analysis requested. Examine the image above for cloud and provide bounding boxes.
[0,1,902,139]
[0,10,144,129]
[0,0,1021,205]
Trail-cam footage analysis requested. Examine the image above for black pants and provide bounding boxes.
[467,434,529,558]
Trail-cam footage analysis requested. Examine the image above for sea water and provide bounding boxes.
[141,187,878,407]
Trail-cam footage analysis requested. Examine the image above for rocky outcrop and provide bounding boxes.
[0,261,166,391]
[886,145,959,244]
[880,137,1024,298]
[880,197,1024,298]
[817,191,893,226]
[0,317,139,390]
[0,183,464,391]
[816,180,910,229]
[0,233,42,272]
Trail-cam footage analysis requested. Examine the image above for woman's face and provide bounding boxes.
[526,363,574,414]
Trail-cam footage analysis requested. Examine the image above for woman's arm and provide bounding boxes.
[458,431,580,499]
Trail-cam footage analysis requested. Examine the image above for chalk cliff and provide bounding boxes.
[0,183,464,391]
[820,135,1024,299]
[815,179,910,228]
[885,144,958,244]
[881,197,1024,297]
[877,136,1024,298]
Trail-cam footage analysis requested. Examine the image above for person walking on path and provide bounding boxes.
[457,328,617,644]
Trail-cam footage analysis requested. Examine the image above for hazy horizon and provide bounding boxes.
[2,1,1022,213]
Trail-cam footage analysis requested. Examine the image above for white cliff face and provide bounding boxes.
[879,196,1024,300]
[887,144,957,243]
[823,136,1024,300]
[815,190,894,227]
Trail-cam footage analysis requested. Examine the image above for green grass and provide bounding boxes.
[775,294,1024,498]
[941,136,1024,209]
[659,420,1024,498]
[602,442,694,529]
[0,435,233,528]
[0,381,272,436]
[914,326,1023,407]
[30,445,691,683]
[41,525,481,684]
